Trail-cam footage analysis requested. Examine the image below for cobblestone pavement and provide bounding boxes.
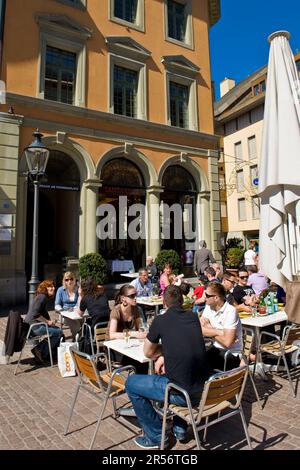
[0,314,299,451]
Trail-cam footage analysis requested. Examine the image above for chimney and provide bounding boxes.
[220,78,236,97]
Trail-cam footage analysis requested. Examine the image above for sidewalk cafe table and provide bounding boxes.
[104,338,153,415]
[240,310,288,379]
[137,297,164,317]
[57,309,89,328]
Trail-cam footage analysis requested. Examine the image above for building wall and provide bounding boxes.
[223,119,263,236]
[0,0,221,305]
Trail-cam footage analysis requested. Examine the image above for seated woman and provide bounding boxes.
[55,271,82,340]
[159,263,184,295]
[24,280,64,363]
[79,278,110,329]
[107,284,147,372]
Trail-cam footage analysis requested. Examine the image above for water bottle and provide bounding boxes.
[266,297,273,315]
[273,296,279,312]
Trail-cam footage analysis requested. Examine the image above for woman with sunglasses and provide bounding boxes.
[107,284,147,340]
[55,271,81,339]
[107,284,147,372]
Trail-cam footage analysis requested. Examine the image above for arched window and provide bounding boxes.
[162,165,197,192]
[102,158,145,189]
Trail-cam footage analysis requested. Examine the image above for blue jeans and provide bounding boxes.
[126,374,201,445]
[30,324,64,359]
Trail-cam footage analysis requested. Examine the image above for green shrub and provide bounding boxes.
[78,253,108,285]
[155,250,182,275]
[224,247,244,269]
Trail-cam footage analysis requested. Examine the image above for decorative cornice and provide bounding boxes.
[105,36,151,62]
[6,93,219,149]
[35,13,92,40]
[209,0,221,27]
[161,55,200,77]
[0,112,24,126]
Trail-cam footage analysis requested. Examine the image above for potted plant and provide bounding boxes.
[78,252,108,285]
[224,247,244,270]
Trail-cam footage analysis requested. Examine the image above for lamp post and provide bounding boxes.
[24,130,50,305]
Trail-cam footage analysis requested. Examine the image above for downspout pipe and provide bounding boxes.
[0,0,6,76]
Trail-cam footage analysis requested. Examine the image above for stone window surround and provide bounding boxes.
[108,53,147,120]
[165,71,198,130]
[164,0,194,50]
[36,16,91,107]
[109,0,145,32]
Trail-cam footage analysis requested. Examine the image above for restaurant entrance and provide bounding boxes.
[98,158,146,272]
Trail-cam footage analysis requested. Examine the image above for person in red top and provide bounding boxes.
[192,275,207,313]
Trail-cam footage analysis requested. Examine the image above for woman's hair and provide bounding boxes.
[114,284,135,306]
[62,271,76,288]
[36,279,55,297]
[80,277,104,298]
[163,263,172,270]
[180,282,191,296]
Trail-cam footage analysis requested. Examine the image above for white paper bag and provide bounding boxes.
[57,341,78,377]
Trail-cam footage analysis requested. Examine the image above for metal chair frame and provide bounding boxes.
[258,324,300,397]
[223,327,262,409]
[160,365,252,450]
[14,322,53,374]
[64,348,135,449]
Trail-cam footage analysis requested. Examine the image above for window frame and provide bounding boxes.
[164,0,194,50]
[36,15,91,107]
[44,45,77,105]
[165,72,198,130]
[236,169,244,193]
[238,198,246,221]
[234,141,243,161]
[109,0,145,32]
[248,135,257,160]
[250,164,258,187]
[252,196,260,219]
[109,53,147,120]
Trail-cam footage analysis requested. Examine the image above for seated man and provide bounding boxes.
[146,256,158,280]
[200,282,243,371]
[126,285,211,449]
[130,268,153,298]
[232,268,258,313]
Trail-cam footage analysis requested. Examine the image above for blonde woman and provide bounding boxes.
[55,271,82,339]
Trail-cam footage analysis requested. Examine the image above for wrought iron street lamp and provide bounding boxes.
[24,130,50,304]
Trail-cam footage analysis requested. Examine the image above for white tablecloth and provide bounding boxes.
[107,259,135,273]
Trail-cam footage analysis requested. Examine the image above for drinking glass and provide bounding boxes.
[251,306,258,317]
[123,329,130,347]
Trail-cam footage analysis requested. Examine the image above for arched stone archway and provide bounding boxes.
[18,136,95,287]
[158,156,212,259]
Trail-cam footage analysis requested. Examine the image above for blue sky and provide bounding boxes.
[210,0,300,100]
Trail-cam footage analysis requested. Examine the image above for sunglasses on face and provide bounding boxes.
[65,278,74,281]
[126,293,137,299]
[205,292,215,298]
[239,276,248,280]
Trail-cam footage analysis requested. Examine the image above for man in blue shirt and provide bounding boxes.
[130,268,153,297]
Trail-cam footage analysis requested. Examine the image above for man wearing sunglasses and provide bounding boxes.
[232,268,258,313]
[200,282,243,371]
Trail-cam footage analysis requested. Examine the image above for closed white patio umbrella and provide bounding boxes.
[259,31,300,289]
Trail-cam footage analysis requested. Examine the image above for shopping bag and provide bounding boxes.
[57,341,78,377]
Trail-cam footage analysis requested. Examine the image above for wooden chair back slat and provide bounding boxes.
[285,327,300,346]
[73,351,98,382]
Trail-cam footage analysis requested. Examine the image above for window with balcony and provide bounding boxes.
[248,135,257,160]
[238,198,246,221]
[236,169,244,192]
[165,0,193,48]
[45,46,76,104]
[110,0,145,31]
